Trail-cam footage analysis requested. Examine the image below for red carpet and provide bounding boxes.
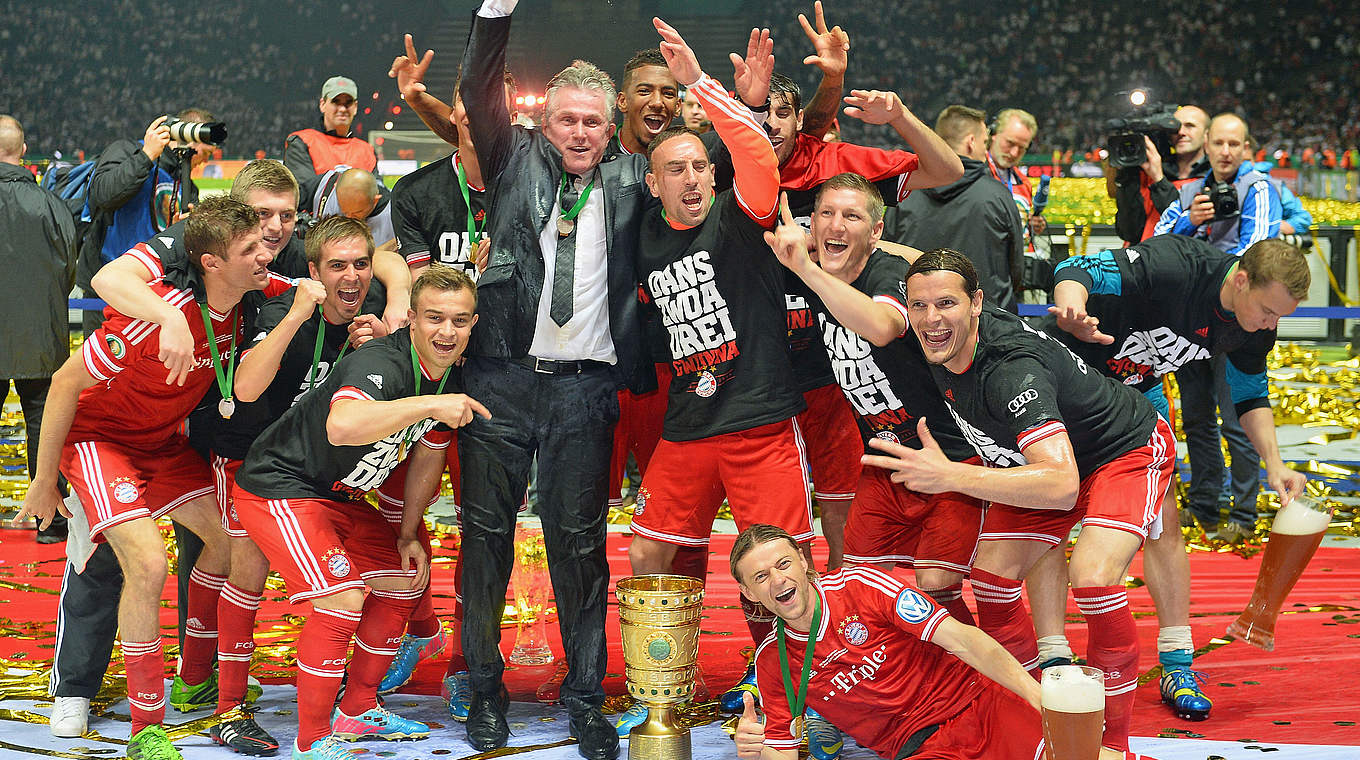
[1,528,1356,746]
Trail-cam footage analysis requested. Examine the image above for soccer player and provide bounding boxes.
[1031,234,1309,720]
[231,266,488,760]
[864,249,1175,754]
[14,197,285,760]
[767,174,984,619]
[730,523,1044,760]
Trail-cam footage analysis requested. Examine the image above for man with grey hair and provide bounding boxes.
[0,115,78,543]
[456,2,655,757]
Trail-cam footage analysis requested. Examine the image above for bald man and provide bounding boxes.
[304,165,397,250]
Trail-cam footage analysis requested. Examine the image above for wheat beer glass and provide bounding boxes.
[1041,665,1104,760]
[1226,495,1333,651]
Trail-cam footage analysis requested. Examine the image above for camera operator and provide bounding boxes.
[76,110,216,336]
[1153,112,1281,254]
[1110,105,1210,244]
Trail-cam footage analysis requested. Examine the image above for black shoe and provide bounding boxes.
[466,685,509,751]
[568,704,620,760]
[209,710,280,756]
[36,514,68,544]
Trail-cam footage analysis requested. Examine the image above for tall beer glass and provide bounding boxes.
[1226,495,1333,651]
[1041,665,1104,760]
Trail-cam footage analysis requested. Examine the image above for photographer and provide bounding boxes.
[1153,112,1281,254]
[1110,105,1210,244]
[76,110,216,335]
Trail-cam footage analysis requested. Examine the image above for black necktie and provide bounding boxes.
[550,177,581,327]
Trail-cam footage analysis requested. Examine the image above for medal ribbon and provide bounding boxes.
[198,303,239,405]
[404,340,451,452]
[309,305,350,390]
[558,172,595,226]
[456,156,485,245]
[775,590,822,727]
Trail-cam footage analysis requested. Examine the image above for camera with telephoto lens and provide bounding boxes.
[1207,179,1239,220]
[164,116,228,145]
[1104,90,1179,170]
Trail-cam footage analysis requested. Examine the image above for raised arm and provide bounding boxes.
[90,253,196,385]
[843,90,962,190]
[460,1,519,182]
[794,1,849,138]
[372,248,413,331]
[327,393,490,447]
[930,617,1041,710]
[389,33,459,146]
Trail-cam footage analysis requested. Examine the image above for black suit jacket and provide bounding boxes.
[460,12,655,393]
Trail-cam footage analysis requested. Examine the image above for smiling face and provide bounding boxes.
[765,92,804,167]
[812,186,882,283]
[408,285,478,370]
[617,64,679,153]
[203,227,271,294]
[308,235,372,324]
[646,132,715,227]
[320,94,357,135]
[543,86,615,176]
[243,188,297,259]
[735,537,817,630]
[906,270,984,373]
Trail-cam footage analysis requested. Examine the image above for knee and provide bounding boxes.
[914,568,963,592]
[1068,557,1123,589]
[313,588,365,613]
[122,553,168,593]
[628,537,674,574]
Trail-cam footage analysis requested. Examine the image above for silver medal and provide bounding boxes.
[557,216,575,237]
[218,397,236,419]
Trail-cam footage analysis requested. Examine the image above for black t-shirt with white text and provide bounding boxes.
[235,328,461,501]
[637,191,804,441]
[930,307,1157,477]
[390,152,489,277]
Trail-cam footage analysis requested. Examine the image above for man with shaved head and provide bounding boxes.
[304,165,397,251]
[1111,104,1211,244]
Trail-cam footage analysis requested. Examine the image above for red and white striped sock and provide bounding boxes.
[216,582,262,713]
[1073,585,1139,752]
[179,567,226,686]
[338,588,422,716]
[296,607,361,749]
[405,585,441,639]
[970,568,1039,673]
[123,638,166,736]
[925,582,976,626]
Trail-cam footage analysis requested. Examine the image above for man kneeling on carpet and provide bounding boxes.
[730,523,1060,760]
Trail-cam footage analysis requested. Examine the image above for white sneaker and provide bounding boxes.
[50,695,89,737]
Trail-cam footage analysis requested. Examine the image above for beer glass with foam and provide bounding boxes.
[1226,495,1333,651]
[1041,664,1104,760]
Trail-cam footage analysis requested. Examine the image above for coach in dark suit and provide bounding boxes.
[456,2,656,758]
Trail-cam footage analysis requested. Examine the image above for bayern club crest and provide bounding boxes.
[322,548,352,579]
[109,476,138,505]
[875,430,900,444]
[695,370,717,398]
[842,620,868,646]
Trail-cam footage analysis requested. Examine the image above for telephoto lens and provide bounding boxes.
[164,117,228,145]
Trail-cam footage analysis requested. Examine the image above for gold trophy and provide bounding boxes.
[1226,495,1334,651]
[616,574,705,760]
[509,523,554,666]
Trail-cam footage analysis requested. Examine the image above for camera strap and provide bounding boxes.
[316,171,343,216]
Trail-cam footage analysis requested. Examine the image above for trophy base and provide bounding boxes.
[509,644,555,666]
[628,727,691,760]
[1225,616,1275,652]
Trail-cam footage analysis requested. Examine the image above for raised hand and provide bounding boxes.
[388,33,434,101]
[861,417,957,494]
[730,27,775,108]
[842,89,904,126]
[798,1,849,78]
[654,17,702,86]
[734,691,766,760]
[763,193,815,276]
[1047,304,1113,345]
[142,115,171,162]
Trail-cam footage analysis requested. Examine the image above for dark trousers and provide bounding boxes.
[1178,355,1261,528]
[457,357,619,709]
[51,525,204,697]
[2,377,53,479]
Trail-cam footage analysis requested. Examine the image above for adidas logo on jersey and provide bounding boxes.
[367,374,384,389]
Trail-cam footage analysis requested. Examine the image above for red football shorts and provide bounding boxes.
[842,466,985,573]
[631,418,813,546]
[63,437,214,542]
[912,678,1044,760]
[233,490,416,603]
[796,383,861,501]
[981,416,1175,544]
[212,455,247,537]
[609,363,670,508]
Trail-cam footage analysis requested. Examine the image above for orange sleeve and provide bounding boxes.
[688,74,779,224]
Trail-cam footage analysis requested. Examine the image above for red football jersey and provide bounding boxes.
[754,565,985,758]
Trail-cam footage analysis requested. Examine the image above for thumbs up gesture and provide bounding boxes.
[734,691,766,759]
[862,417,958,494]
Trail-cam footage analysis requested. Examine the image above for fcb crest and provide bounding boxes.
[837,615,869,646]
[321,547,352,579]
[894,588,933,624]
[874,430,900,445]
[695,370,717,398]
[109,476,138,504]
